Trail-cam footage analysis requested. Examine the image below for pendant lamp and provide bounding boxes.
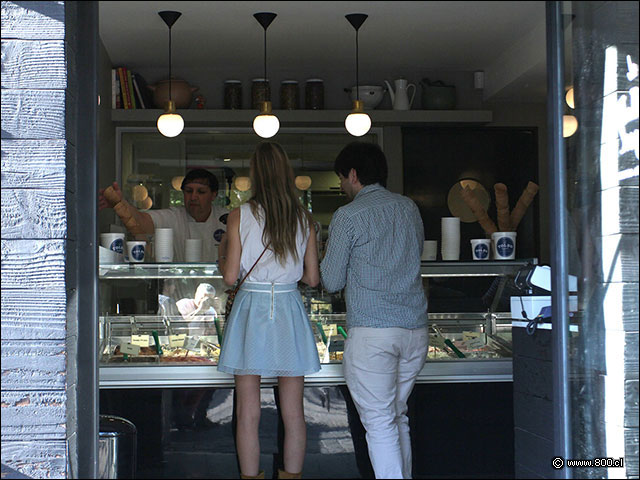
[345,14,371,137]
[157,11,184,138]
[253,12,280,139]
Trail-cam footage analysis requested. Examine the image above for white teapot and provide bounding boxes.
[384,78,416,110]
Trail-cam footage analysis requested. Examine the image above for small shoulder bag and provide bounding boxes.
[224,244,270,318]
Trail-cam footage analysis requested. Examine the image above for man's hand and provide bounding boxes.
[98,182,123,211]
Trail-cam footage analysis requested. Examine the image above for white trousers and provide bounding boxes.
[344,326,428,479]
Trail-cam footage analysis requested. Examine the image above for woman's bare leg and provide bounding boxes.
[235,375,262,476]
[277,376,306,474]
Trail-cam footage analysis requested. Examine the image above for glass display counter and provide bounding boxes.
[99,259,537,388]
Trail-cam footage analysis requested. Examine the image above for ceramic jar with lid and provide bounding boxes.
[280,80,299,110]
[305,79,324,110]
[251,78,271,110]
[224,80,242,109]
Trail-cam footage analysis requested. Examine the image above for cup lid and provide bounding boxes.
[224,79,242,83]
[252,78,269,82]
[281,80,298,84]
[306,78,323,82]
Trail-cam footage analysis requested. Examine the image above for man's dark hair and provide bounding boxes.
[181,168,219,193]
[334,141,388,187]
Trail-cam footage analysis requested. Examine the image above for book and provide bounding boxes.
[111,68,117,109]
[133,73,154,109]
[117,67,129,109]
[126,69,136,109]
[132,73,146,109]
[115,75,122,109]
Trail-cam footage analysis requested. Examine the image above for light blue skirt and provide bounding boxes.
[217,282,321,377]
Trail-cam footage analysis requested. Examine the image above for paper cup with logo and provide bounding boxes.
[100,233,125,255]
[491,231,517,260]
[126,241,146,263]
[470,239,491,260]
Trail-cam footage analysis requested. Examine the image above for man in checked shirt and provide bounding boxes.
[320,141,429,479]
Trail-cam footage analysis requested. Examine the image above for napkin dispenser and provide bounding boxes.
[510,265,578,320]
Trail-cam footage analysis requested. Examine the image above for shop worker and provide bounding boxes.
[320,141,429,479]
[99,169,227,262]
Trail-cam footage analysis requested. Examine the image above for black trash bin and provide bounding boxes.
[99,415,137,479]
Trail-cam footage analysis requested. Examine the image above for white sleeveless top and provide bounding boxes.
[239,203,310,283]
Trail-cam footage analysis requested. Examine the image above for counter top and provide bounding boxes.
[99,258,538,280]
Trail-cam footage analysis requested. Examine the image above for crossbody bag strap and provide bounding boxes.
[235,243,270,290]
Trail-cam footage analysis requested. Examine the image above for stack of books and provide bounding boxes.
[111,67,152,109]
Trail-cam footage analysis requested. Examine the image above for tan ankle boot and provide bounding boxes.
[240,471,264,479]
[277,469,302,479]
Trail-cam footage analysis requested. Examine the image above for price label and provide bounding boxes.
[169,334,186,347]
[466,337,486,350]
[120,342,140,355]
[462,331,481,341]
[429,333,447,349]
[184,336,200,350]
[131,334,150,347]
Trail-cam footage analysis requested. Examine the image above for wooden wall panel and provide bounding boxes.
[1,139,66,189]
[0,441,66,478]
[1,341,66,390]
[0,89,66,139]
[0,40,66,89]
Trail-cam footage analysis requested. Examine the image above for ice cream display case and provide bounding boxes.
[98,259,537,388]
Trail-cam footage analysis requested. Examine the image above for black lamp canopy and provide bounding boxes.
[346,13,368,31]
[159,10,181,29]
[254,12,277,30]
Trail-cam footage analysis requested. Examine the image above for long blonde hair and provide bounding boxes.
[249,142,311,264]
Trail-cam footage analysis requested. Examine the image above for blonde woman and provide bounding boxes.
[217,142,320,479]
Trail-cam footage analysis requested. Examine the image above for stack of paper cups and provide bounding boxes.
[441,217,461,260]
[185,238,203,263]
[155,228,174,263]
[421,240,438,261]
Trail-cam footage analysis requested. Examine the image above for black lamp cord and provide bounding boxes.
[263,28,267,88]
[355,29,360,101]
[168,26,173,102]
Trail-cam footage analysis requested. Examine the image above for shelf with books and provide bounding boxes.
[111,67,153,110]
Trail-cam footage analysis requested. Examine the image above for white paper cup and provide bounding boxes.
[422,240,438,261]
[100,233,125,255]
[185,238,203,263]
[492,231,517,260]
[154,228,174,262]
[126,241,146,263]
[470,239,491,260]
[99,245,117,264]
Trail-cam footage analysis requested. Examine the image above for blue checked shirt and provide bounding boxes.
[320,183,428,329]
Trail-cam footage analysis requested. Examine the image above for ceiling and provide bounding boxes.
[98,1,551,105]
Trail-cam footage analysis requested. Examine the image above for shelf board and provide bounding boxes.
[111,108,492,127]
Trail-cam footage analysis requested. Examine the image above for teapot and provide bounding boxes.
[384,78,416,110]
[148,78,199,109]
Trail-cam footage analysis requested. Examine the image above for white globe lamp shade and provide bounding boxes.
[345,112,371,137]
[563,114,578,138]
[295,175,312,190]
[253,101,279,138]
[253,114,280,138]
[157,112,184,138]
